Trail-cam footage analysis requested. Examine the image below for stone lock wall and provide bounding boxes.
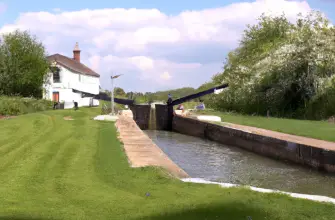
[172,116,335,173]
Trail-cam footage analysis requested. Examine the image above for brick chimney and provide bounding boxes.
[73,42,81,62]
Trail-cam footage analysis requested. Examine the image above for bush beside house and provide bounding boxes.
[0,96,53,116]
[0,30,56,116]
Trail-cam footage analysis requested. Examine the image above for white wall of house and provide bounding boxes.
[43,64,100,108]
[52,88,81,103]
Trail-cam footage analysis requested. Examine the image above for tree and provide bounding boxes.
[209,11,335,119]
[126,92,134,100]
[195,81,217,105]
[0,30,49,98]
[114,87,126,97]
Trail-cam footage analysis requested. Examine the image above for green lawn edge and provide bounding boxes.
[195,110,335,142]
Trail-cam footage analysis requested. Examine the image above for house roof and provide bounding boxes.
[47,53,100,77]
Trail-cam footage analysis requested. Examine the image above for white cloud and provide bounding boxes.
[52,8,62,13]
[0,0,312,91]
[160,71,172,80]
[128,56,154,71]
[87,54,201,91]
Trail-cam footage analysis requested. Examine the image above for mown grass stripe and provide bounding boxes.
[0,108,334,220]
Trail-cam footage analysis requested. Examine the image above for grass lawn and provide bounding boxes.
[196,110,335,142]
[0,108,334,220]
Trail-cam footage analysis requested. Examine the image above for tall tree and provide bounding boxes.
[0,30,49,98]
[209,11,335,118]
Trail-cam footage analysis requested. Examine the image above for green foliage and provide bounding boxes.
[151,87,196,100]
[208,11,335,119]
[129,83,224,105]
[114,87,126,97]
[0,96,53,115]
[303,87,335,120]
[195,81,217,107]
[128,87,197,104]
[0,30,49,98]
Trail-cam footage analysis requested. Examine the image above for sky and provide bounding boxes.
[0,0,335,92]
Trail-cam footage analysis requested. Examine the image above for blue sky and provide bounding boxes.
[0,0,334,92]
[2,0,334,23]
[1,0,252,20]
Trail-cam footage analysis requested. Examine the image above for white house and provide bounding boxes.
[43,43,100,109]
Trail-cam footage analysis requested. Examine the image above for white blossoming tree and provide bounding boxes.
[208,11,335,119]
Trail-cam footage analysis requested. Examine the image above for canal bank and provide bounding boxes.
[172,115,335,173]
[115,111,335,204]
[127,104,335,173]
[145,130,335,199]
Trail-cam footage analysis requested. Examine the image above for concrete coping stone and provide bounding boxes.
[182,178,335,204]
[94,115,119,121]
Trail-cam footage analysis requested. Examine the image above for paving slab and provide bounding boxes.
[116,116,189,178]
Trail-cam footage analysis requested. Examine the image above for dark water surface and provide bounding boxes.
[144,130,335,198]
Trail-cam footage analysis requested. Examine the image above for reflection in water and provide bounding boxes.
[145,130,335,198]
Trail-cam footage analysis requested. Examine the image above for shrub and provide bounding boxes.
[0,96,53,116]
[303,88,335,120]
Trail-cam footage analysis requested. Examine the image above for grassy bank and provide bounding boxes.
[0,108,334,219]
[196,110,335,142]
[0,96,53,116]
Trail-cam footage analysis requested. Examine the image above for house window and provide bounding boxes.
[51,66,61,83]
[78,74,81,82]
